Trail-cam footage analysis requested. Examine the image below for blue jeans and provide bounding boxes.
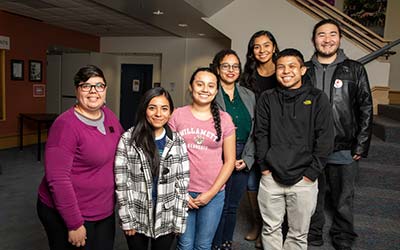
[247,163,261,191]
[177,191,225,250]
[213,143,248,247]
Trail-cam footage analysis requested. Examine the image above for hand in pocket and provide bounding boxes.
[262,169,271,176]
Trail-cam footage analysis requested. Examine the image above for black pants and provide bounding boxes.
[125,232,176,250]
[309,161,358,246]
[37,199,115,250]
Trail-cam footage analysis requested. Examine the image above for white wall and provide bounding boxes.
[100,36,229,107]
[101,37,186,107]
[384,0,400,90]
[205,0,390,87]
[60,53,91,112]
[112,54,161,116]
[334,0,344,11]
[90,52,119,113]
[184,38,230,103]
[46,52,161,116]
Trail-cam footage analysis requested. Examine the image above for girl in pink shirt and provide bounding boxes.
[169,67,236,250]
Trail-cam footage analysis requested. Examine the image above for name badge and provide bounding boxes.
[334,79,343,89]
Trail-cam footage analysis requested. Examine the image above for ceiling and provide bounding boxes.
[0,0,232,38]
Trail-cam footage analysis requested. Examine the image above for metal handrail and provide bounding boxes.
[358,38,400,65]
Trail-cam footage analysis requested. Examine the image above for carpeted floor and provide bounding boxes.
[0,135,399,250]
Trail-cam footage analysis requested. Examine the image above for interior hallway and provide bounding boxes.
[0,136,399,250]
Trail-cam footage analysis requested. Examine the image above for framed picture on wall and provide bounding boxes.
[33,84,46,97]
[29,60,42,82]
[11,59,24,80]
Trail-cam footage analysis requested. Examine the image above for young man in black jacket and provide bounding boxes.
[306,19,373,250]
[255,48,333,250]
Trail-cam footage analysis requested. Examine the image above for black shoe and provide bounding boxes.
[334,246,352,250]
[333,242,352,250]
[221,241,232,250]
[308,235,324,246]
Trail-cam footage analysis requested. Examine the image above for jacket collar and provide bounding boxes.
[276,81,312,100]
[165,124,173,140]
[311,48,348,68]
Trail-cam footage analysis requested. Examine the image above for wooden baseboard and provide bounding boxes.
[371,86,390,115]
[0,131,48,150]
[389,90,400,104]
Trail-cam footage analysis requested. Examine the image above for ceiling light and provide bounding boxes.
[198,33,205,36]
[178,23,188,27]
[153,10,164,15]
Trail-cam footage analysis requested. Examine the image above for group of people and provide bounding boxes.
[36,18,373,250]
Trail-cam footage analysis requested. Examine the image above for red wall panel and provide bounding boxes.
[0,10,99,136]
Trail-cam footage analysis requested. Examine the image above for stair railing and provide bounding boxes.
[289,0,392,52]
[314,0,390,44]
[358,38,400,65]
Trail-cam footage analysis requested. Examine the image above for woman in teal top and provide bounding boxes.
[211,49,256,250]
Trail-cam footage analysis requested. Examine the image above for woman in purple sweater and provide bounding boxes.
[37,65,124,250]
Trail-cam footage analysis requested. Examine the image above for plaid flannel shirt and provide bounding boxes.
[115,125,190,238]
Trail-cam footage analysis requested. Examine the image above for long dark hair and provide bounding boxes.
[211,48,242,79]
[240,30,279,93]
[130,87,174,177]
[189,67,222,142]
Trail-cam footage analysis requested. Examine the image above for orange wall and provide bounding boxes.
[0,10,99,137]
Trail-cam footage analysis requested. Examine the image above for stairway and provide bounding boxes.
[372,104,400,143]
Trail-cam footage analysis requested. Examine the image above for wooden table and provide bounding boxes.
[19,113,58,162]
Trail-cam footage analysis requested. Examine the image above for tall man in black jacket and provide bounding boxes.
[255,48,333,250]
[306,19,373,250]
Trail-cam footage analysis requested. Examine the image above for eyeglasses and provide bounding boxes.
[78,82,107,92]
[219,63,240,72]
